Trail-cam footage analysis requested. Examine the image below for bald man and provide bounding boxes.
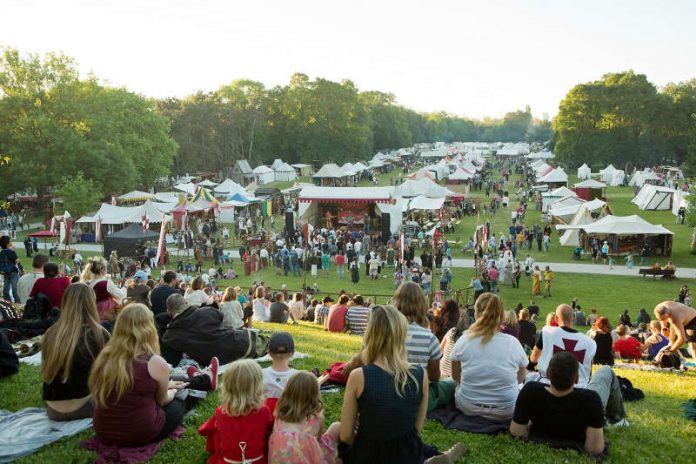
[654,301,696,358]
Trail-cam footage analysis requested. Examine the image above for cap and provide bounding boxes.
[268,332,295,354]
[134,270,147,281]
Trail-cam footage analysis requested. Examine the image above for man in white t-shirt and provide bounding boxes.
[262,332,297,399]
[17,254,47,304]
[529,304,597,388]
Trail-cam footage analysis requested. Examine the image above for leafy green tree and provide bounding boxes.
[55,172,100,217]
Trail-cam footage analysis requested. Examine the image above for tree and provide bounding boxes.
[55,172,100,217]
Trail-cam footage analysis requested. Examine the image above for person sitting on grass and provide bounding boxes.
[345,294,370,336]
[90,304,217,447]
[643,320,670,359]
[450,293,528,422]
[269,292,297,324]
[339,304,466,464]
[42,284,109,421]
[314,296,333,326]
[269,371,341,463]
[588,316,615,366]
[510,351,606,457]
[326,294,350,332]
[218,287,244,330]
[198,360,274,464]
[612,324,645,361]
[262,332,297,401]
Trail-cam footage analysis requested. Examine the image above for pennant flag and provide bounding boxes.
[111,195,117,206]
[95,216,102,242]
[142,214,150,233]
[155,215,169,266]
[399,231,405,263]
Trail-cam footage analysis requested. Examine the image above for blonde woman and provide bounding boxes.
[339,305,465,464]
[89,304,217,447]
[81,256,126,321]
[219,287,244,329]
[450,293,528,421]
[42,284,109,421]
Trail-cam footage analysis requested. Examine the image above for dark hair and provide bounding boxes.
[547,351,579,390]
[44,263,60,278]
[441,300,460,327]
[162,270,177,284]
[339,294,350,305]
[352,294,364,306]
[32,254,49,269]
[0,236,9,249]
[275,292,284,302]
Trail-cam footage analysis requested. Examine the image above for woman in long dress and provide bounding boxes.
[531,265,541,295]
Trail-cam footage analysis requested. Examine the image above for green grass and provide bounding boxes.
[5,319,696,463]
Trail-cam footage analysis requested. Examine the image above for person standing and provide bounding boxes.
[23,236,32,258]
[0,236,21,303]
[543,266,554,298]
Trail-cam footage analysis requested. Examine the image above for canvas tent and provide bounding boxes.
[274,163,297,182]
[103,223,160,258]
[408,195,445,211]
[550,198,608,224]
[629,169,661,188]
[557,206,596,247]
[599,165,617,183]
[537,167,568,188]
[573,179,606,201]
[174,182,197,196]
[291,164,314,177]
[252,166,275,185]
[447,168,474,183]
[577,163,591,181]
[313,163,346,180]
[631,185,676,211]
[232,160,255,185]
[77,200,173,225]
[214,179,247,196]
[567,215,674,256]
[198,179,218,187]
[542,187,577,212]
[118,190,155,203]
[610,170,625,186]
[394,178,453,198]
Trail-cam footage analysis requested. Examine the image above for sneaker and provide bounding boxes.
[186,365,200,378]
[607,418,630,428]
[443,443,467,462]
[207,356,219,390]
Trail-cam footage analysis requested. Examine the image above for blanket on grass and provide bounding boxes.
[0,407,92,463]
[81,425,185,464]
[426,403,509,434]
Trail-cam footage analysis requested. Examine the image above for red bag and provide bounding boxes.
[325,362,348,385]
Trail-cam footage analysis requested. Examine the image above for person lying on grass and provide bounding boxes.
[510,351,606,456]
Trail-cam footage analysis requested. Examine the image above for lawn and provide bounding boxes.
[4,319,696,464]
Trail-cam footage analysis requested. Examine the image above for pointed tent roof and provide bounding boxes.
[193,187,217,203]
[312,163,346,178]
[117,190,155,202]
[198,179,218,187]
[235,160,253,174]
[270,158,285,170]
[574,179,606,188]
[408,195,445,210]
[274,162,296,173]
[448,168,474,181]
[252,165,274,174]
[538,168,568,184]
[174,182,197,195]
[579,215,673,235]
[352,162,369,172]
[214,178,247,195]
[229,192,255,203]
[543,186,576,198]
[558,206,596,246]
[394,178,454,198]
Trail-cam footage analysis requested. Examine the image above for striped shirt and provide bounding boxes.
[406,322,442,368]
[439,327,460,378]
[346,306,370,336]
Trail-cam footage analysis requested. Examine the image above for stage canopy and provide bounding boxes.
[408,195,445,211]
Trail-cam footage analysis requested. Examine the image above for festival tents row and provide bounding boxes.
[631,184,689,212]
[629,169,661,188]
[393,178,454,198]
[77,200,176,225]
[599,164,625,186]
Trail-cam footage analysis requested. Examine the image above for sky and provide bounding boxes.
[1,0,695,120]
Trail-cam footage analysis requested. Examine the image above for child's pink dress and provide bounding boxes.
[268,413,338,464]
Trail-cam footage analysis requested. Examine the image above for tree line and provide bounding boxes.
[552,71,696,173]
[0,47,552,204]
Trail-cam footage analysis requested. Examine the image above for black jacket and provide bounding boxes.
[162,306,252,365]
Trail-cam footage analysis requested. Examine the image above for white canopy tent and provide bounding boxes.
[576,215,673,236]
[394,178,454,198]
[117,190,155,203]
[253,166,275,185]
[548,195,586,215]
[629,169,661,188]
[77,200,175,225]
[214,178,248,196]
[542,186,577,212]
[549,198,607,223]
[447,168,474,181]
[610,170,625,186]
[312,163,346,179]
[408,195,445,211]
[273,163,297,182]
[574,179,606,189]
[198,179,218,187]
[577,163,591,180]
[599,165,617,183]
[174,182,197,195]
[672,190,690,216]
[538,167,568,186]
[557,206,596,246]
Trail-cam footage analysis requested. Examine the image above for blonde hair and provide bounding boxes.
[275,371,322,423]
[362,305,417,397]
[42,284,106,383]
[81,256,106,282]
[519,308,530,321]
[392,282,429,327]
[503,310,518,330]
[219,360,264,416]
[222,287,237,302]
[467,292,504,345]
[88,304,160,407]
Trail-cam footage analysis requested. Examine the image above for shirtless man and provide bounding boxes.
[654,301,696,359]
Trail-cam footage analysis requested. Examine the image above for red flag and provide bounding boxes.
[142,215,150,233]
[399,232,405,263]
[155,215,168,266]
[95,216,102,242]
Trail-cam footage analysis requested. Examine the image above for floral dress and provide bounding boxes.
[268,413,338,464]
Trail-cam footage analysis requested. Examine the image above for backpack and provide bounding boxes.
[0,250,13,275]
[23,293,52,321]
[324,362,348,385]
[654,349,682,369]
[617,376,645,402]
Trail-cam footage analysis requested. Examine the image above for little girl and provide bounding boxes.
[268,371,340,464]
[199,360,274,464]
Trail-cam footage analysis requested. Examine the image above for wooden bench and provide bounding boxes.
[639,268,675,279]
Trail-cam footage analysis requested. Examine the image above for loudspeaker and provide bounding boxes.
[381,213,390,242]
[285,212,294,234]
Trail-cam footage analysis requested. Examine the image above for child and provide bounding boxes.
[268,371,340,464]
[199,360,274,464]
[263,332,298,400]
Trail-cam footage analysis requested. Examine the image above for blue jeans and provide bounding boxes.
[3,272,19,303]
[490,280,498,293]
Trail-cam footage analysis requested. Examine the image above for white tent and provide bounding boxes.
[198,179,218,187]
[118,190,155,202]
[558,206,595,246]
[214,178,247,196]
[629,169,661,188]
[312,163,346,179]
[77,200,174,225]
[548,195,585,214]
[542,186,577,212]
[550,198,607,223]
[253,166,275,185]
[577,163,591,180]
[352,162,369,172]
[174,182,197,195]
[394,178,454,198]
[579,215,673,236]
[274,163,297,182]
[270,158,285,170]
[599,165,617,183]
[538,167,568,186]
[409,195,445,211]
[610,169,625,186]
[154,192,179,203]
[448,168,474,181]
[423,164,450,180]
[574,179,606,189]
[631,184,676,211]
[672,190,690,216]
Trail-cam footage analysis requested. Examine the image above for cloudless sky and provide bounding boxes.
[1,0,695,119]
